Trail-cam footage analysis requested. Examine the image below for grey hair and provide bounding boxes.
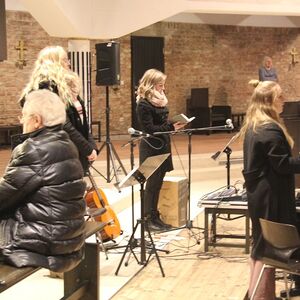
[24,90,66,126]
[263,56,272,65]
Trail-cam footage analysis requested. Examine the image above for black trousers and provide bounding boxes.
[143,166,166,217]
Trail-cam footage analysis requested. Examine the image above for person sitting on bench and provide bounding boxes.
[0,89,86,273]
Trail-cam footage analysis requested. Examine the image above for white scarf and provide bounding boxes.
[148,90,168,107]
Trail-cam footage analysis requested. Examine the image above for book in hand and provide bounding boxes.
[171,113,195,124]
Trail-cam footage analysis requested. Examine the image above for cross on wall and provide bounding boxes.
[15,40,27,69]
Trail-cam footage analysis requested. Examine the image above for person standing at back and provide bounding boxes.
[136,68,185,231]
[258,56,278,82]
[240,80,300,299]
[19,45,98,174]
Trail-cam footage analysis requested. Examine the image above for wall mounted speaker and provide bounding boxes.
[95,42,120,86]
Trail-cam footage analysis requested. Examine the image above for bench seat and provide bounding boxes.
[0,221,105,299]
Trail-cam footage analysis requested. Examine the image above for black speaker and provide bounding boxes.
[95,42,120,86]
[0,0,7,61]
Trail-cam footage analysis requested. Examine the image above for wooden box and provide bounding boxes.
[158,176,188,227]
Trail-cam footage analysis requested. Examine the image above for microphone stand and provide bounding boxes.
[209,133,240,239]
[121,136,143,233]
[111,136,143,267]
[211,133,239,188]
[152,123,234,238]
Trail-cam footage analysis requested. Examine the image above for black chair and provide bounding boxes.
[250,218,300,300]
[186,88,231,133]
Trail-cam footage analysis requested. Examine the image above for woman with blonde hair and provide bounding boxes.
[136,69,185,231]
[20,46,98,173]
[240,80,300,299]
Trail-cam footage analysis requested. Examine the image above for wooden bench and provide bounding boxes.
[0,125,22,146]
[0,221,105,299]
[202,203,250,254]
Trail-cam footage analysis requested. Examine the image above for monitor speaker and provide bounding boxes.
[95,42,120,86]
[0,0,7,61]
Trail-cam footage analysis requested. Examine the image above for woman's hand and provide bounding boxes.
[173,122,186,131]
[87,149,98,161]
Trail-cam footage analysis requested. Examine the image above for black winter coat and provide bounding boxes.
[64,97,98,172]
[136,98,174,172]
[0,126,86,272]
[243,123,300,259]
[22,80,98,173]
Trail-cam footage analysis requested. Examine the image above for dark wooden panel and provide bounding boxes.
[131,36,164,129]
[190,88,209,108]
[0,0,7,61]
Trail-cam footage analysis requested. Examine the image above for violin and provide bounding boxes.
[85,171,122,241]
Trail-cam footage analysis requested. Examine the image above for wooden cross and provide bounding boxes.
[290,47,298,65]
[15,40,27,69]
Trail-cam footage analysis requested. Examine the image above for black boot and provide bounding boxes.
[145,214,165,231]
[151,210,172,230]
[147,220,165,231]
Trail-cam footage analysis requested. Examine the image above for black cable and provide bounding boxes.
[141,135,165,150]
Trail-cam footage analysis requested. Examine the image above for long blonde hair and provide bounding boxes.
[19,46,73,106]
[136,69,166,101]
[239,80,294,148]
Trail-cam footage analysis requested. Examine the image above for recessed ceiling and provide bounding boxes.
[5,0,300,38]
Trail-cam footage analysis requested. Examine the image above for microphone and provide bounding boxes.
[225,119,234,130]
[128,127,152,137]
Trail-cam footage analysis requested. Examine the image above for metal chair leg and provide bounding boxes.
[96,231,109,260]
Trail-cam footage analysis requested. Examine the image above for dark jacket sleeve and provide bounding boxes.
[137,100,174,134]
[0,144,42,213]
[87,132,98,153]
[263,125,300,174]
[258,68,264,81]
[63,120,95,157]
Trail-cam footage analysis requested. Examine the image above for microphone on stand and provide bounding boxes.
[128,127,152,137]
[225,119,234,130]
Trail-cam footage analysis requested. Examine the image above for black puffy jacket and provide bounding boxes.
[0,125,86,272]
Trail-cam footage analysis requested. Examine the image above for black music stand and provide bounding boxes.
[115,153,170,277]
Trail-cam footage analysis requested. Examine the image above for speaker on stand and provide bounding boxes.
[96,42,120,86]
[94,42,127,184]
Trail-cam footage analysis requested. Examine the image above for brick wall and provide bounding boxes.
[1,11,300,138]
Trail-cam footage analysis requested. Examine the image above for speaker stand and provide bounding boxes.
[96,86,127,184]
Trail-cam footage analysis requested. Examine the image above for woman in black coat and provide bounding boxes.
[19,46,98,174]
[240,80,300,299]
[0,90,86,272]
[136,69,185,231]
